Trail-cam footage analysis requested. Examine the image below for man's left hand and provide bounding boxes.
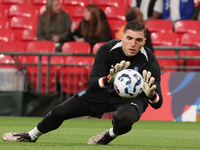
[142,70,157,98]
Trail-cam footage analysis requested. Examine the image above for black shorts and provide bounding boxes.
[74,89,149,119]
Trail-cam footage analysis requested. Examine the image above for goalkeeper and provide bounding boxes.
[2,21,163,145]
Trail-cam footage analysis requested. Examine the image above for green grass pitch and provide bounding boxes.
[0,117,200,150]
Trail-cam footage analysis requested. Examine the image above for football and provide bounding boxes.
[114,69,144,98]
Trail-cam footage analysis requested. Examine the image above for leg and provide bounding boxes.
[112,103,143,135]
[37,95,92,133]
[87,99,145,145]
[2,96,92,142]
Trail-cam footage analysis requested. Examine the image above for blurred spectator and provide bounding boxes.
[115,7,153,52]
[70,4,112,51]
[191,2,200,20]
[162,0,194,23]
[37,0,72,52]
[130,0,163,23]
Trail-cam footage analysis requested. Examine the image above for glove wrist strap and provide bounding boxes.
[149,91,159,103]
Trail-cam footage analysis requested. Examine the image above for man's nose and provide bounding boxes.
[131,39,136,47]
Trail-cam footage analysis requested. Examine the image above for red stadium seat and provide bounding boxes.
[71,6,85,22]
[0,41,24,52]
[26,41,55,52]
[21,28,37,48]
[61,5,85,19]
[104,6,127,20]
[0,41,25,68]
[32,0,47,5]
[8,4,39,18]
[10,16,38,30]
[23,41,57,93]
[21,29,37,41]
[145,19,174,34]
[92,42,105,54]
[0,4,9,17]
[0,17,9,29]
[174,20,200,39]
[107,19,127,39]
[124,0,132,7]
[58,56,94,94]
[92,0,127,10]
[0,28,14,41]
[179,33,200,70]
[10,16,38,40]
[0,54,18,68]
[62,41,91,53]
[62,0,91,6]
[2,0,32,5]
[151,32,180,71]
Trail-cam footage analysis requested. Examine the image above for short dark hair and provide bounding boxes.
[123,21,147,37]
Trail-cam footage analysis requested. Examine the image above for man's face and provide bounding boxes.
[121,29,146,57]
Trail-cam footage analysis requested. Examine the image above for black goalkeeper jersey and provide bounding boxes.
[85,39,163,109]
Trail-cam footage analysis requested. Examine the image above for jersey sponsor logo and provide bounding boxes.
[133,66,139,71]
[78,90,86,97]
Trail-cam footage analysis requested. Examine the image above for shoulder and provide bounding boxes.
[103,39,122,51]
[96,39,122,55]
[61,10,70,18]
[140,46,156,62]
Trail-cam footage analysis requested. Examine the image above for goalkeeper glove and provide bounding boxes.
[142,70,157,98]
[108,60,130,83]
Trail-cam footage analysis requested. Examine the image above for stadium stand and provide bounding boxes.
[23,41,56,93]
[70,5,85,22]
[62,41,91,53]
[58,56,94,94]
[0,41,24,68]
[107,19,127,39]
[92,42,105,54]
[151,32,180,71]
[62,0,91,6]
[179,33,200,71]
[9,16,38,40]
[0,28,15,41]
[92,0,127,10]
[0,17,9,29]
[145,19,174,34]
[8,4,39,18]
[0,4,9,17]
[1,0,32,5]
[104,6,126,20]
[174,20,200,39]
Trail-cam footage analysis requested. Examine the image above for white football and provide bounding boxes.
[114,69,143,98]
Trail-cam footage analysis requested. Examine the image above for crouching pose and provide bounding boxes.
[2,20,163,145]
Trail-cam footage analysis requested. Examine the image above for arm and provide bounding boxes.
[87,42,130,92]
[36,16,47,41]
[146,0,163,21]
[142,56,163,109]
[87,43,111,92]
[57,13,72,41]
[147,11,162,20]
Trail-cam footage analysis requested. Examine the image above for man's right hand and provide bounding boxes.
[108,60,130,83]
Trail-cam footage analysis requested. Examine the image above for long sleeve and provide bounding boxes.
[87,43,111,92]
[56,13,72,42]
[37,16,47,41]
